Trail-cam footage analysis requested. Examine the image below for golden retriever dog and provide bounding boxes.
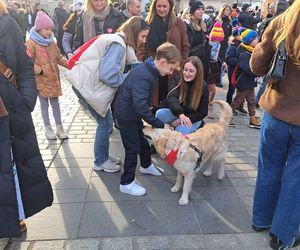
[143,100,232,205]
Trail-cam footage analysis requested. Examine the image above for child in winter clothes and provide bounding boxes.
[225,20,247,114]
[207,21,224,119]
[113,42,182,197]
[230,29,260,129]
[26,11,69,140]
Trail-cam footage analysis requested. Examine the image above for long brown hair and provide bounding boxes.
[273,1,300,65]
[155,42,182,64]
[0,0,8,16]
[145,0,176,24]
[179,56,204,110]
[118,16,150,50]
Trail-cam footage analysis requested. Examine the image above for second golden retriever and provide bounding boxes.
[143,100,233,205]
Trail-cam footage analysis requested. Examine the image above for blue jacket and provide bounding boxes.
[236,45,257,90]
[113,58,164,128]
[225,40,241,80]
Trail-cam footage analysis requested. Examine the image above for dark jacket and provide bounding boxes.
[219,16,232,62]
[73,6,125,50]
[225,40,241,79]
[236,45,257,90]
[113,58,164,128]
[238,11,260,30]
[53,7,69,34]
[0,15,53,238]
[160,81,209,123]
[185,19,210,81]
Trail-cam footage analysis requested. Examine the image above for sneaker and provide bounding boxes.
[270,233,300,250]
[109,155,121,164]
[119,181,146,196]
[45,125,56,140]
[140,163,162,176]
[252,224,269,232]
[207,105,215,119]
[56,125,68,140]
[19,220,27,233]
[249,116,261,129]
[229,118,236,127]
[93,159,121,173]
[236,107,248,116]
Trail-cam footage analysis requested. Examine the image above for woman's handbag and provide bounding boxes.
[264,41,288,84]
[190,44,206,59]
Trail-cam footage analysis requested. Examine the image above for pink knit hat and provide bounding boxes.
[34,11,54,30]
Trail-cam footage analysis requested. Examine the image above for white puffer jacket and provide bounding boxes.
[65,33,138,117]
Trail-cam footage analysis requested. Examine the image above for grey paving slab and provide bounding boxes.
[135,236,170,250]
[168,235,207,249]
[56,143,94,159]
[203,234,240,249]
[235,232,270,247]
[52,189,87,204]
[193,198,252,234]
[51,157,94,168]
[192,185,239,200]
[165,200,201,235]
[6,241,31,250]
[12,203,84,240]
[102,237,133,250]
[47,167,92,189]
[66,239,100,250]
[0,239,8,249]
[32,240,65,249]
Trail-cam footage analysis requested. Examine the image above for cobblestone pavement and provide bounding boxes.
[1,69,299,250]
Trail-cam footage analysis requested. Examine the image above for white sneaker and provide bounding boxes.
[109,155,121,165]
[93,159,121,173]
[140,163,162,176]
[119,181,146,196]
[56,125,68,140]
[45,126,56,140]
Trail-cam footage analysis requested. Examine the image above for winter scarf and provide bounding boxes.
[240,43,254,53]
[82,5,110,43]
[29,27,54,46]
[147,14,169,53]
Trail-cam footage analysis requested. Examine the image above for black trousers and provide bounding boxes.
[118,119,151,185]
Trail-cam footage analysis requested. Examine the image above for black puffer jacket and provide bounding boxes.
[0,14,53,238]
[73,6,125,50]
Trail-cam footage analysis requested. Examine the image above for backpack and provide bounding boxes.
[68,35,99,69]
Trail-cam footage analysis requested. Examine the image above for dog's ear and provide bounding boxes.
[154,135,168,158]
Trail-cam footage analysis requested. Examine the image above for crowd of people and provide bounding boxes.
[0,0,299,249]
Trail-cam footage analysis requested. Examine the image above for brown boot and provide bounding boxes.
[19,220,27,233]
[249,116,261,129]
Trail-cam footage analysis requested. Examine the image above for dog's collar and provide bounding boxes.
[165,134,203,170]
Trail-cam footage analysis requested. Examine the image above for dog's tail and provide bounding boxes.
[211,100,233,127]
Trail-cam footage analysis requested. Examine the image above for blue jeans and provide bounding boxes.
[155,108,202,134]
[72,87,112,166]
[253,112,300,245]
[255,81,266,104]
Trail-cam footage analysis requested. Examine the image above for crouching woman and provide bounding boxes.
[156,56,209,134]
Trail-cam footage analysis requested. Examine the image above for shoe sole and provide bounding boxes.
[229,124,236,127]
[139,168,162,176]
[119,189,146,196]
[248,125,260,129]
[93,167,120,173]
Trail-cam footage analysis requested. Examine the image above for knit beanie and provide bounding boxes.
[190,1,205,15]
[275,0,289,14]
[240,29,258,45]
[241,3,250,11]
[34,11,54,30]
[231,18,241,36]
[209,21,224,42]
[73,0,84,12]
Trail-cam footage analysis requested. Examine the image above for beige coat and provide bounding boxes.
[26,40,68,98]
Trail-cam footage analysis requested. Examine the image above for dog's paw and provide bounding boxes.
[178,197,189,205]
[203,170,212,177]
[218,173,225,180]
[171,186,180,193]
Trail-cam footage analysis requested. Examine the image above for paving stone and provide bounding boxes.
[135,236,169,250]
[168,235,206,249]
[6,241,30,250]
[32,240,65,249]
[203,234,240,249]
[193,198,252,234]
[165,200,201,235]
[236,232,270,247]
[51,158,93,168]
[192,185,239,200]
[66,239,100,250]
[47,168,92,189]
[0,239,9,249]
[102,237,133,250]
[52,189,87,203]
[18,203,84,240]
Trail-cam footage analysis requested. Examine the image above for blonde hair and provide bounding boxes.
[145,0,176,24]
[273,1,300,65]
[179,56,204,111]
[0,0,8,16]
[84,0,110,16]
[118,16,149,50]
[215,4,231,23]
[155,42,182,64]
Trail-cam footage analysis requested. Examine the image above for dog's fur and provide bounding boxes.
[143,100,232,205]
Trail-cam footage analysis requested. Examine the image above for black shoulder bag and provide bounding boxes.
[264,41,288,84]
